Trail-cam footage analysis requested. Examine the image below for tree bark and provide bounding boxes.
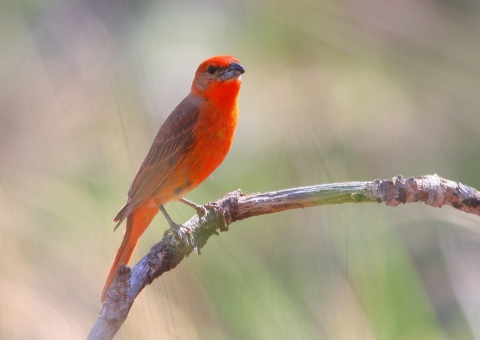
[86,174,480,340]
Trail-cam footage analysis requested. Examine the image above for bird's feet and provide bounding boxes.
[159,206,194,249]
[180,198,207,217]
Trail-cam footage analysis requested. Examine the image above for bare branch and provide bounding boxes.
[86,174,480,339]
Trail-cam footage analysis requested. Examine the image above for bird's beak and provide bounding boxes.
[222,62,245,80]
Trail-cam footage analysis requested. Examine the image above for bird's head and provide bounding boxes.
[192,56,245,96]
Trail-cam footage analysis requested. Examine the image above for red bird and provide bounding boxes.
[102,55,245,301]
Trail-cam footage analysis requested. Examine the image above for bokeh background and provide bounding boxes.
[2,0,480,338]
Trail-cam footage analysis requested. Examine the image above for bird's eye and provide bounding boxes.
[207,65,216,74]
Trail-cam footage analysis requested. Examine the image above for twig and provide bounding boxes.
[86,174,480,340]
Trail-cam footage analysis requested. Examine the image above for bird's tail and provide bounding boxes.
[101,204,158,301]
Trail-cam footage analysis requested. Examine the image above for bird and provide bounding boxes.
[102,55,245,301]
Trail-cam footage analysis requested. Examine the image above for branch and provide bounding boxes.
[86,174,480,339]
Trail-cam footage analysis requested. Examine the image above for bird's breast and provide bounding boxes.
[188,103,239,174]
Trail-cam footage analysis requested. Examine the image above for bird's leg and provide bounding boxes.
[180,198,207,217]
[159,205,193,247]
[159,205,178,229]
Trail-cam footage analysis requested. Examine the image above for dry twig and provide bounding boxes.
[87,174,480,340]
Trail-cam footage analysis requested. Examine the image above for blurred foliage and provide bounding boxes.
[1,0,480,338]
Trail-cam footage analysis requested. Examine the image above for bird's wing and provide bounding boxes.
[114,97,200,226]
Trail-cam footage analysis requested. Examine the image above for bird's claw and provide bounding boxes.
[160,205,198,252]
[167,223,197,253]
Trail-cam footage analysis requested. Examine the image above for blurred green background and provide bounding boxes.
[2,0,480,339]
